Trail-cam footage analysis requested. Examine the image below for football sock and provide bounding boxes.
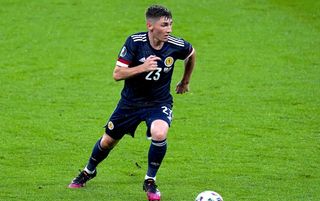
[146,139,167,178]
[85,138,111,172]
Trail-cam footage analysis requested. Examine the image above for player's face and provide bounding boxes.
[149,17,173,42]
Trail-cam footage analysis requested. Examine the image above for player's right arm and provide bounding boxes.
[113,55,161,81]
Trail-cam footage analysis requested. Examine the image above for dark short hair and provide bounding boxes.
[146,5,172,20]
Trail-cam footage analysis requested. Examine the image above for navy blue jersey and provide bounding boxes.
[116,32,194,107]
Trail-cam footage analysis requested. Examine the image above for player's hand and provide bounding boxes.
[142,55,161,72]
[176,81,189,94]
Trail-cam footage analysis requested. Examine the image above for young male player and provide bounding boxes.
[68,5,196,201]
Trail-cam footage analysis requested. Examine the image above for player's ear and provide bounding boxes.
[146,19,153,31]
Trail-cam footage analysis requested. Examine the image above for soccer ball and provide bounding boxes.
[195,190,223,201]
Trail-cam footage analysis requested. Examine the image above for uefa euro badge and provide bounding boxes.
[120,46,127,57]
[108,121,114,130]
[164,56,174,73]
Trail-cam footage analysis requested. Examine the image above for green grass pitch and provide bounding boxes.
[1,0,319,200]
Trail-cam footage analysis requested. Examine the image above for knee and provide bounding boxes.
[100,133,118,149]
[150,120,169,141]
[151,129,167,141]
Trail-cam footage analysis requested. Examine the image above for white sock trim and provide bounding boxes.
[84,166,95,174]
[145,175,156,181]
[151,140,167,147]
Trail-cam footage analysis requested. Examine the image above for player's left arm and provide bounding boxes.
[176,48,196,94]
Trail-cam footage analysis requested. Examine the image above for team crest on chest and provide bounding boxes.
[164,56,174,67]
[164,56,174,73]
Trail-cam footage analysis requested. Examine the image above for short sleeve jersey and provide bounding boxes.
[116,32,194,107]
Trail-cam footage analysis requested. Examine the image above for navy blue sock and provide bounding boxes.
[86,138,111,172]
[147,139,167,178]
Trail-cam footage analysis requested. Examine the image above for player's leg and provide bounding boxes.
[146,119,169,179]
[143,120,169,200]
[68,104,141,188]
[68,134,119,188]
[143,105,172,200]
[84,133,119,173]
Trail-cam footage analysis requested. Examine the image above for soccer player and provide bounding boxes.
[68,4,196,201]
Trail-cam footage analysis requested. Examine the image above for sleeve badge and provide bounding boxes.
[120,46,127,57]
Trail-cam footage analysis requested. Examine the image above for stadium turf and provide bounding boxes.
[1,0,319,200]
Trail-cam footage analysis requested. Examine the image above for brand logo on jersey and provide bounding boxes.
[164,56,174,67]
[120,46,127,57]
[107,121,114,130]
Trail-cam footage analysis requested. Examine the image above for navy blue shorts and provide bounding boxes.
[104,103,173,140]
